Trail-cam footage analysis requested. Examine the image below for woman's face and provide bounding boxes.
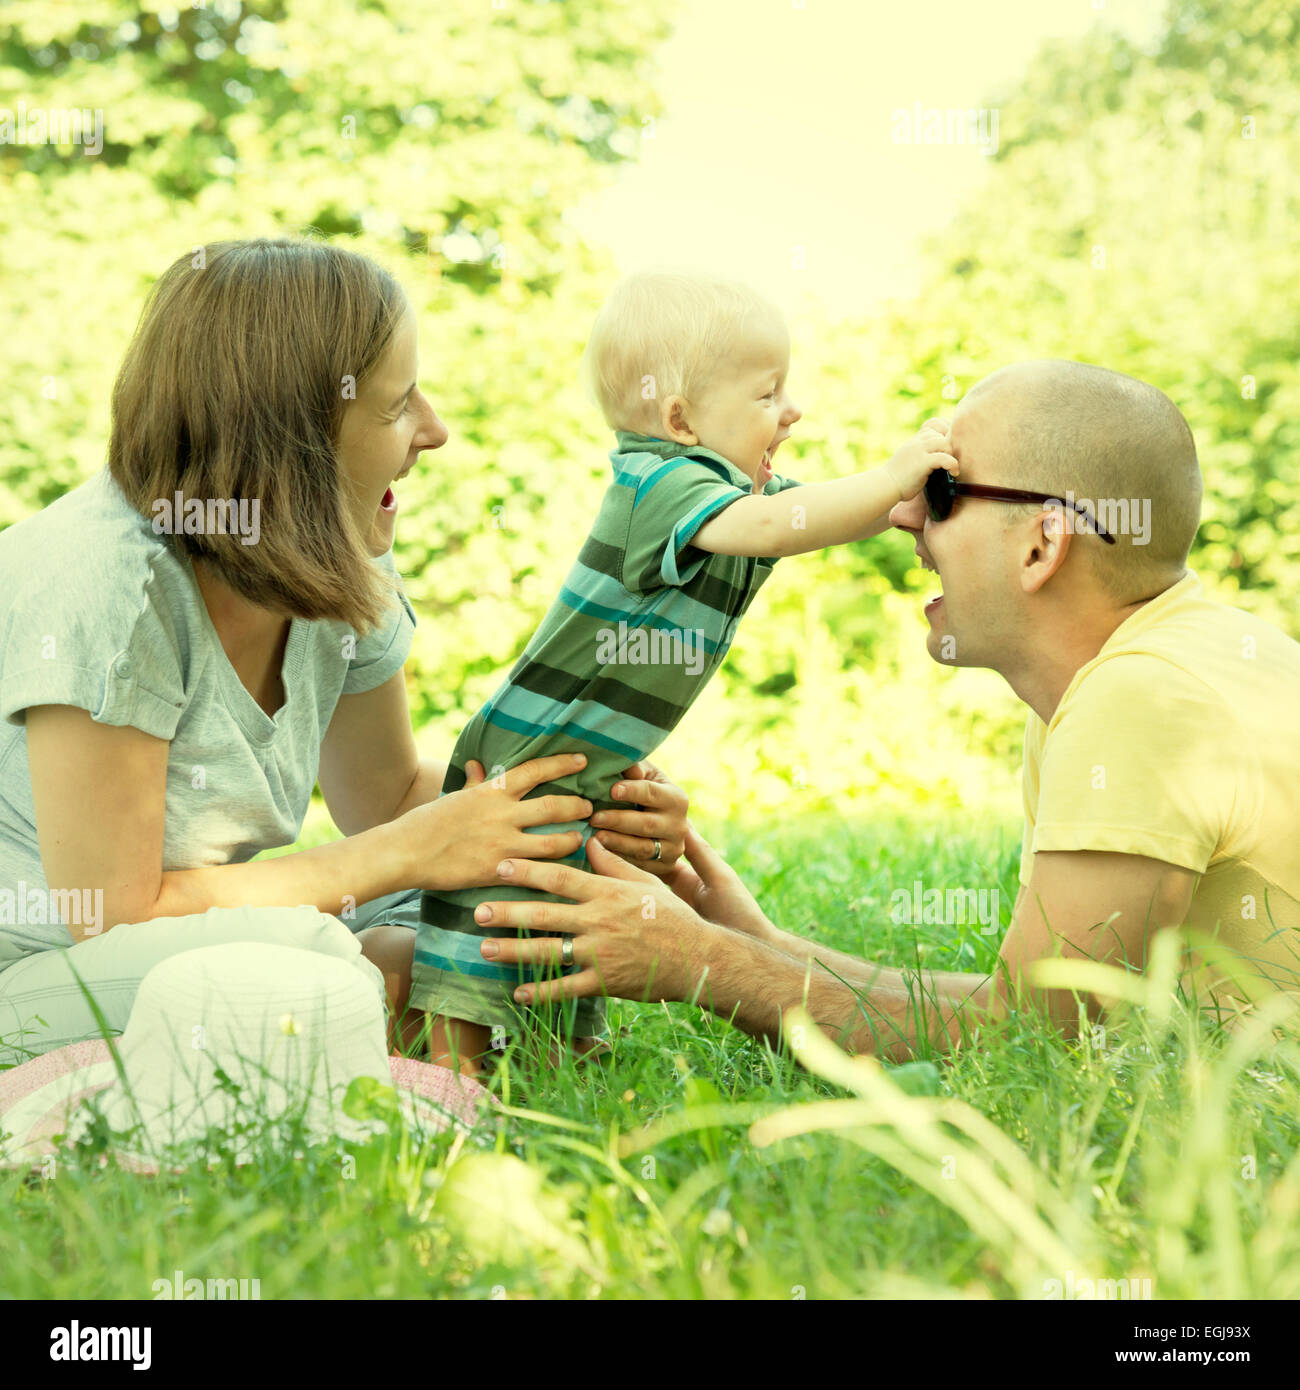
[336,301,447,556]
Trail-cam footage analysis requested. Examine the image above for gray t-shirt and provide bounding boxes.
[0,467,415,962]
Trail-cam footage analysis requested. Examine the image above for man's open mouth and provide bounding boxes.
[917,551,943,616]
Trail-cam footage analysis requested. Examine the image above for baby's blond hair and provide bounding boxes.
[581,267,786,434]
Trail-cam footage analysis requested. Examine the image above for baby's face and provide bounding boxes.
[687,322,802,486]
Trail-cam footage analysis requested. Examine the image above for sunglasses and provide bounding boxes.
[923,470,1116,544]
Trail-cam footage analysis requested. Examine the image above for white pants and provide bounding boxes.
[0,906,387,1067]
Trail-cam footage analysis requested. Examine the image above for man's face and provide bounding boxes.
[887,387,1022,671]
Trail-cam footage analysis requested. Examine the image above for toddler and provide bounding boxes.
[412,268,957,1070]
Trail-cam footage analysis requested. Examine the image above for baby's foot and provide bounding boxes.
[573,1034,613,1064]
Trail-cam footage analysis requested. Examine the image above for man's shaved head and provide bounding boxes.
[960,360,1202,601]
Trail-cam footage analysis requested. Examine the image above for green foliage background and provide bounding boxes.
[2,0,1294,827]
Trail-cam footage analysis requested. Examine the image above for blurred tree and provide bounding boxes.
[816,0,1300,635]
[1,0,1294,825]
[0,0,667,516]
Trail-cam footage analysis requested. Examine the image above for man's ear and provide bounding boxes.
[1020,504,1073,595]
[658,395,698,445]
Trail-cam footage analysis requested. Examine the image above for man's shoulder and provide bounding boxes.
[1137,580,1299,657]
[1071,647,1228,708]
[1069,586,1300,727]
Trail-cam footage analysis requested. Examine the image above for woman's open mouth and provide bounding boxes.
[381,462,415,514]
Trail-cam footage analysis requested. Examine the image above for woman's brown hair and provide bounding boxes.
[108,237,408,635]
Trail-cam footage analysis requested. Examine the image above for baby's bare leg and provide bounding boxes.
[357,923,421,1054]
[425,1015,494,1077]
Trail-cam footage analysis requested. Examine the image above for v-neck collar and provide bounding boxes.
[182,552,302,741]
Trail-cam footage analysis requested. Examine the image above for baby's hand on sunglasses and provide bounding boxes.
[885,420,960,501]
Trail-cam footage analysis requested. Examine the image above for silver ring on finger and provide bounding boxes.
[561,937,575,967]
[652,839,663,861]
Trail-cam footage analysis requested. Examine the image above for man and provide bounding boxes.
[475,361,1300,1059]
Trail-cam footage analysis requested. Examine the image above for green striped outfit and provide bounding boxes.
[412,431,802,1036]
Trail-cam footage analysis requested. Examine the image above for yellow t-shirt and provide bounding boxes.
[1019,570,1300,1008]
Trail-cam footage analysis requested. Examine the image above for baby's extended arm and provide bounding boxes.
[692,421,958,559]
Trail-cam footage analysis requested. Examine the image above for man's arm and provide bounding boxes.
[997,850,1197,1029]
[485,840,1199,1062]
[477,838,1003,1062]
[681,924,1004,1064]
[760,854,1195,1057]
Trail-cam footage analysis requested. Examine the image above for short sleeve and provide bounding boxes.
[1029,654,1240,874]
[341,547,417,695]
[622,459,802,592]
[0,567,186,737]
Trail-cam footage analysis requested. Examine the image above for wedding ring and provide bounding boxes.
[653,839,663,861]
[561,938,575,967]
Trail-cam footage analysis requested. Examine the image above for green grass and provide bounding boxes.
[2,811,1298,1300]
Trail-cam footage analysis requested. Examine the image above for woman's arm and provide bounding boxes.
[318,671,446,833]
[25,705,595,941]
[318,675,690,875]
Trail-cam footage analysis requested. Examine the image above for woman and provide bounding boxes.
[0,238,687,1072]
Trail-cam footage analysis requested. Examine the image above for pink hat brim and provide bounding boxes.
[0,1039,492,1176]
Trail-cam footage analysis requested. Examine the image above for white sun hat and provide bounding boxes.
[0,941,488,1173]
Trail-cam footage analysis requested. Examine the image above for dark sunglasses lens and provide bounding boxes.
[924,470,952,521]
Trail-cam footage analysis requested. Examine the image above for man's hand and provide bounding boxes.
[661,823,779,942]
[589,760,688,878]
[473,836,713,1005]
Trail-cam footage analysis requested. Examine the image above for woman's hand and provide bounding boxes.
[660,823,779,943]
[472,836,714,1005]
[588,760,688,878]
[396,752,593,893]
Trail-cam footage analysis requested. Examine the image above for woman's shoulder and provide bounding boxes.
[0,469,204,732]
[2,467,192,605]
